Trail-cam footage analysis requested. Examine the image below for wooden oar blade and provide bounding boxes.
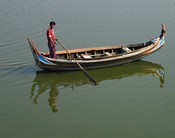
[82,69,98,86]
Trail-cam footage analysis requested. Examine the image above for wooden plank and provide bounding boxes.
[41,45,123,56]
[56,45,123,54]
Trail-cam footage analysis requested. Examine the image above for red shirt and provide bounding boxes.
[46,28,55,42]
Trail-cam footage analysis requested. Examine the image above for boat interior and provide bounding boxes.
[41,43,145,60]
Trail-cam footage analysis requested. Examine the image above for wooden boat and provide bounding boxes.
[27,25,166,71]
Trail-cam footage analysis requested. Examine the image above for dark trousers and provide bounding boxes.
[48,42,57,59]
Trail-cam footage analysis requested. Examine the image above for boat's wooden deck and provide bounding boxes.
[41,43,145,60]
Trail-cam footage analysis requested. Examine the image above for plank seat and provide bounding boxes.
[122,47,132,53]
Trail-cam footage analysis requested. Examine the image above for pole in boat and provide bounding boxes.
[56,40,97,86]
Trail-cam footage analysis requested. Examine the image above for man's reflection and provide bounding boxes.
[48,83,58,112]
[31,79,58,112]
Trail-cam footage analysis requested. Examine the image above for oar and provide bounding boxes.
[56,39,97,86]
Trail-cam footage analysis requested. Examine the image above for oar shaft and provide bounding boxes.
[57,40,83,69]
[56,40,97,86]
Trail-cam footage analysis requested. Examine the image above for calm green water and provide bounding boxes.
[1,0,175,137]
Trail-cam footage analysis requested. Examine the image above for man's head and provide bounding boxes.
[50,21,56,29]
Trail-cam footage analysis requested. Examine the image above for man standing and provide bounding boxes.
[46,21,58,59]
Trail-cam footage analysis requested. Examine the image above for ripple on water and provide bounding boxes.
[0,59,38,87]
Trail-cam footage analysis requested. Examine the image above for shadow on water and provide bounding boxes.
[30,60,165,113]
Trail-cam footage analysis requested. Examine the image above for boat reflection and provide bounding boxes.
[30,60,165,112]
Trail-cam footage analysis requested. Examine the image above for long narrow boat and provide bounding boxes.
[27,25,166,71]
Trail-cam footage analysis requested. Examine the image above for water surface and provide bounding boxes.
[1,0,175,138]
